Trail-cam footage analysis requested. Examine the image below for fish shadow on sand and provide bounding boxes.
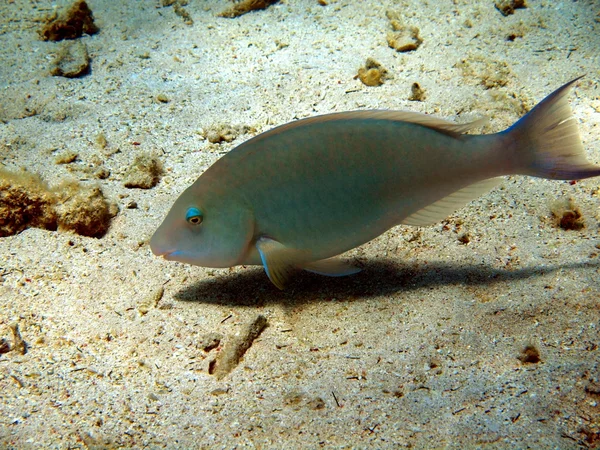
[173,259,599,307]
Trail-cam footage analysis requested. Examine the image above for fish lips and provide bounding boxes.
[150,230,177,259]
[153,248,180,260]
[149,237,178,259]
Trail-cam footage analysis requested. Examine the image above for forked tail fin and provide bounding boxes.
[504,76,600,180]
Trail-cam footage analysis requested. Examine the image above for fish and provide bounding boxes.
[151,77,600,289]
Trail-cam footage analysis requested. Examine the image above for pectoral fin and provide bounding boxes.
[256,237,308,290]
[302,257,361,277]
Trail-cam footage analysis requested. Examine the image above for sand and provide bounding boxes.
[1,0,599,448]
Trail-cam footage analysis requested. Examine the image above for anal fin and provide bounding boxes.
[401,178,502,227]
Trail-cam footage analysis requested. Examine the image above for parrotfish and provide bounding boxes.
[151,78,600,289]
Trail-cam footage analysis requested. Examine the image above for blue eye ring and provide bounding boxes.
[185,207,203,225]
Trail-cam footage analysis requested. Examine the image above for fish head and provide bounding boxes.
[150,185,254,268]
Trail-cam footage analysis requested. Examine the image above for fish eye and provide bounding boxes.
[185,207,203,225]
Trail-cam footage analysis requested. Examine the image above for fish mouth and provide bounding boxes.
[161,250,180,260]
[151,247,180,259]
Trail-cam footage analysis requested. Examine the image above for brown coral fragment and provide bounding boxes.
[123,153,163,189]
[198,333,223,352]
[204,124,255,144]
[518,345,540,364]
[173,3,194,25]
[206,125,238,144]
[210,315,268,380]
[386,10,422,52]
[495,0,527,16]
[0,169,58,237]
[161,0,193,25]
[456,56,511,89]
[50,41,90,78]
[0,338,10,354]
[387,27,422,52]
[408,82,426,101]
[40,0,99,42]
[550,198,585,231]
[54,182,115,237]
[54,150,79,164]
[218,0,279,18]
[356,58,388,87]
[0,168,115,238]
[9,322,27,355]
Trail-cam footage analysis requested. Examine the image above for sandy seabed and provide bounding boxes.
[1,0,599,448]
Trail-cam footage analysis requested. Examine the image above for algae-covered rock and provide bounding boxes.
[386,10,422,52]
[40,0,99,42]
[408,82,426,101]
[161,0,193,25]
[218,0,279,18]
[203,124,256,144]
[0,168,116,238]
[549,198,585,231]
[0,170,58,237]
[54,181,117,237]
[123,153,163,189]
[495,0,527,16]
[50,41,90,78]
[356,58,388,87]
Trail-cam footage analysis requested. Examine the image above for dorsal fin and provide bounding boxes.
[339,110,488,136]
[255,110,487,142]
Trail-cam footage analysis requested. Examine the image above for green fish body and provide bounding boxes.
[151,78,600,289]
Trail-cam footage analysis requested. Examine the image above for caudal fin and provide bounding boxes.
[505,76,600,180]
